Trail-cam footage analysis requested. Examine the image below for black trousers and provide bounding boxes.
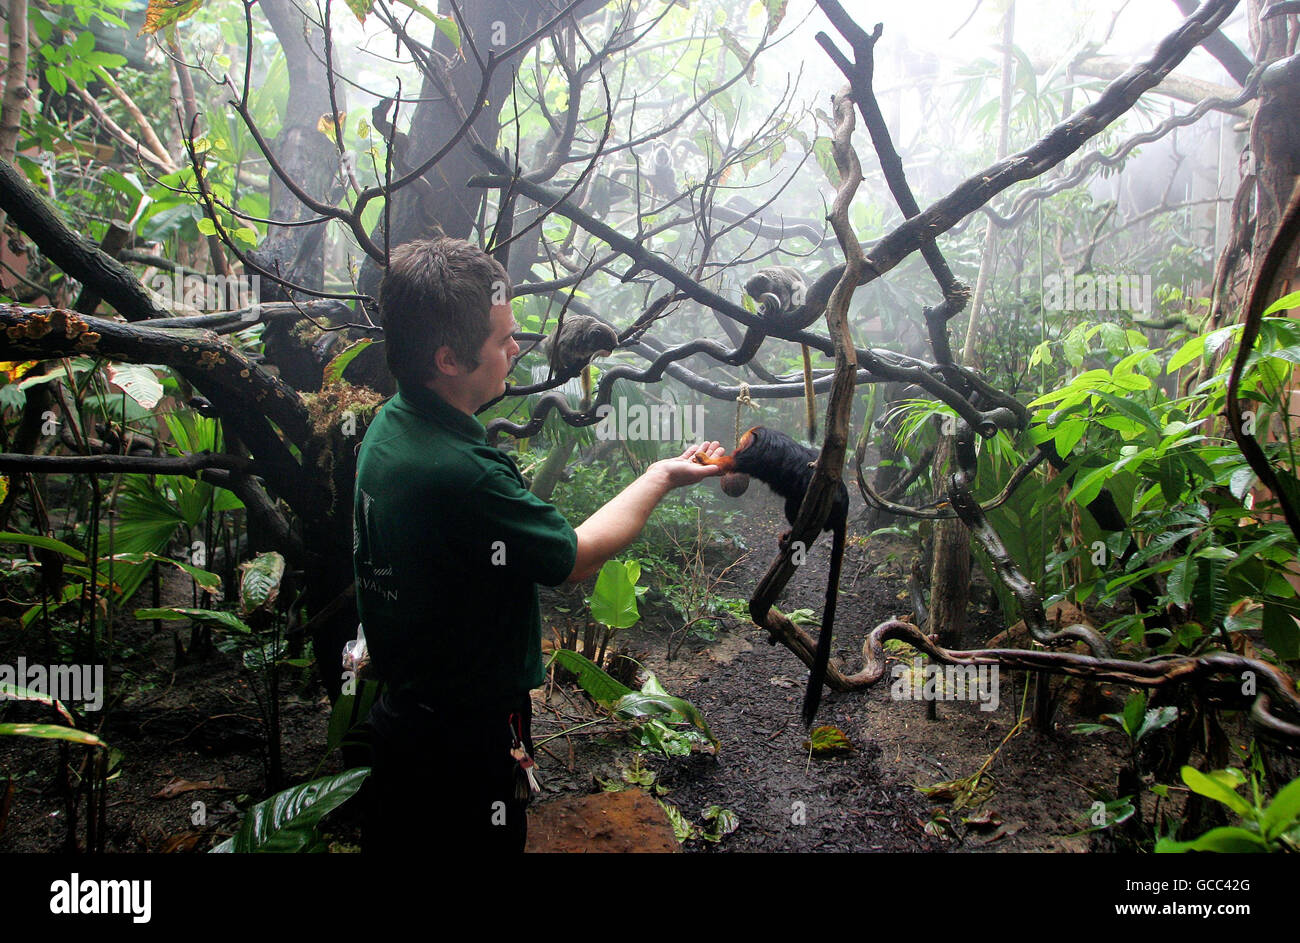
[363,690,534,855]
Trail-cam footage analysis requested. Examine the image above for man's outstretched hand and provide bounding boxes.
[653,441,726,489]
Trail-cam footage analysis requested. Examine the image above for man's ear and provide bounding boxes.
[432,344,462,376]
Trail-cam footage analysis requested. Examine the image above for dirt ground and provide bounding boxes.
[527,481,1129,852]
[1,480,1134,854]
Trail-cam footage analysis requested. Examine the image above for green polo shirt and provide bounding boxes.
[353,383,578,708]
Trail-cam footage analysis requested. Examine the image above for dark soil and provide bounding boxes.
[525,479,1129,852]
[1,480,1133,854]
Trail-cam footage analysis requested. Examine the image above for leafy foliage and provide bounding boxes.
[1158,766,1300,853]
[210,767,371,853]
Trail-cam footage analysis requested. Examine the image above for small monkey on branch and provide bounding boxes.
[744,267,819,443]
[545,314,620,401]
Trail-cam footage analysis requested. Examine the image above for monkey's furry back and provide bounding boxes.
[729,427,848,530]
[743,266,807,316]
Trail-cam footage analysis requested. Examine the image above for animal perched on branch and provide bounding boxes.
[694,425,849,725]
[545,314,619,382]
[648,142,676,196]
[744,267,818,442]
[744,266,807,317]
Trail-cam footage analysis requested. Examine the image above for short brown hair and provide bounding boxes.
[379,237,510,387]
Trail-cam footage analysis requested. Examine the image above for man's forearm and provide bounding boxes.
[567,465,674,582]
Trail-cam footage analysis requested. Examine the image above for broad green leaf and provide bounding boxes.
[1134,706,1178,743]
[393,0,458,44]
[1156,825,1268,853]
[109,552,221,592]
[243,640,287,672]
[640,669,667,698]
[1261,289,1300,317]
[612,692,717,747]
[1261,776,1300,840]
[1263,603,1300,660]
[133,607,252,634]
[17,358,93,391]
[546,648,634,707]
[1097,414,1145,440]
[1094,390,1160,432]
[1063,327,1087,367]
[71,30,95,56]
[106,363,163,409]
[1028,369,1113,407]
[1166,555,1195,607]
[323,339,372,387]
[0,384,24,410]
[1098,322,1127,357]
[1180,766,1253,817]
[1109,371,1152,391]
[240,551,285,615]
[0,723,104,747]
[1229,466,1256,501]
[1066,464,1113,509]
[0,682,73,723]
[812,136,839,186]
[1195,545,1237,560]
[1205,767,1247,791]
[590,559,639,630]
[0,531,86,561]
[1113,349,1156,377]
[1053,418,1086,459]
[212,767,371,853]
[1121,691,1146,739]
[634,718,701,756]
[1192,557,1227,627]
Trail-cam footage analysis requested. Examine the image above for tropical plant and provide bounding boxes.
[210,767,371,853]
[1157,765,1300,853]
[543,647,716,757]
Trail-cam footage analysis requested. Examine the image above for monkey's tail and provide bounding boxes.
[801,521,844,727]
[801,344,817,444]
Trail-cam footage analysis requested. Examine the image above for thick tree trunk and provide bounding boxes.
[0,0,29,163]
[1249,9,1300,281]
[250,0,338,293]
[928,437,971,648]
[248,0,342,393]
[530,436,576,502]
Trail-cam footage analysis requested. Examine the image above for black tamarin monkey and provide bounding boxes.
[695,426,848,725]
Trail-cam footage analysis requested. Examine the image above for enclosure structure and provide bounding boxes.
[0,0,1297,857]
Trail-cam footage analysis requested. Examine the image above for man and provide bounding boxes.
[353,236,723,852]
